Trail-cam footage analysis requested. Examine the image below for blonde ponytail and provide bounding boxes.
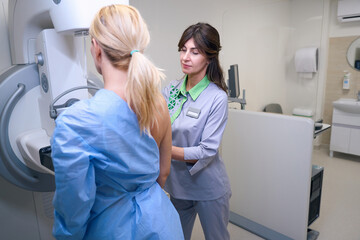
[90,5,165,133]
[127,52,165,132]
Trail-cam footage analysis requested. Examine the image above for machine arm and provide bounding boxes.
[8,0,128,65]
[0,83,39,183]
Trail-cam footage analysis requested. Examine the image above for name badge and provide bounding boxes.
[186,107,201,119]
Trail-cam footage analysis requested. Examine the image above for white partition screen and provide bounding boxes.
[222,109,314,240]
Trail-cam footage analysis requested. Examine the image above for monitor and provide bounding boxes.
[228,64,239,98]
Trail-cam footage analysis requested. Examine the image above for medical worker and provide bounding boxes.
[51,5,183,239]
[162,22,232,240]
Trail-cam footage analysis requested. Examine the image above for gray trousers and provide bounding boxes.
[170,191,231,240]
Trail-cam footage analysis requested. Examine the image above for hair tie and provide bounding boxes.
[130,50,139,56]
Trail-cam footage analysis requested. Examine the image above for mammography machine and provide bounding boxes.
[0,0,127,238]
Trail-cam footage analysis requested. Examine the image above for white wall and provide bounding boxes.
[131,0,227,85]
[286,0,327,118]
[131,0,328,116]
[221,0,291,112]
[0,0,11,73]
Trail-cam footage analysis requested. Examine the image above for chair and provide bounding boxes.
[263,103,283,114]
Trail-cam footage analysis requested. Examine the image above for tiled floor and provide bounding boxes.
[310,146,360,240]
[192,146,360,240]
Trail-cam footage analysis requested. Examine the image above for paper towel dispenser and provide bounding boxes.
[338,0,360,22]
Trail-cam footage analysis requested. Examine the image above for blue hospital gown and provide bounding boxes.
[51,89,183,240]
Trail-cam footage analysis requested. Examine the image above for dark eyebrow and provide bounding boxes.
[184,47,198,51]
[180,46,199,51]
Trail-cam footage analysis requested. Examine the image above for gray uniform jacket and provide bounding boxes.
[162,76,231,201]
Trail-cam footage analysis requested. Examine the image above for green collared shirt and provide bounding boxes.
[167,75,210,123]
[162,74,230,199]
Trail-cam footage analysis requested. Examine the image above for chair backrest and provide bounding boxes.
[263,103,283,114]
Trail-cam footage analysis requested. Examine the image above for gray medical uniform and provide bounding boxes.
[163,75,231,240]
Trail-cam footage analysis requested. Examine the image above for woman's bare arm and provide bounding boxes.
[151,97,172,188]
[157,115,172,188]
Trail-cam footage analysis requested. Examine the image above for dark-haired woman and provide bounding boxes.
[162,22,231,240]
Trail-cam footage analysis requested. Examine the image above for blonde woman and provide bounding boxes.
[51,5,183,239]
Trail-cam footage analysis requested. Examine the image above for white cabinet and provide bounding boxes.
[349,128,360,155]
[330,100,360,157]
[330,125,351,154]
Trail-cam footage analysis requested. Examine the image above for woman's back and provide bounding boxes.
[52,89,182,239]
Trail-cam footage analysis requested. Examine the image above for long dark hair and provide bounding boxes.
[178,22,227,93]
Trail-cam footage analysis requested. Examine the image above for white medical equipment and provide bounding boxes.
[0,0,128,192]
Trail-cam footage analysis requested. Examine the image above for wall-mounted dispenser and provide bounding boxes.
[343,70,350,89]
